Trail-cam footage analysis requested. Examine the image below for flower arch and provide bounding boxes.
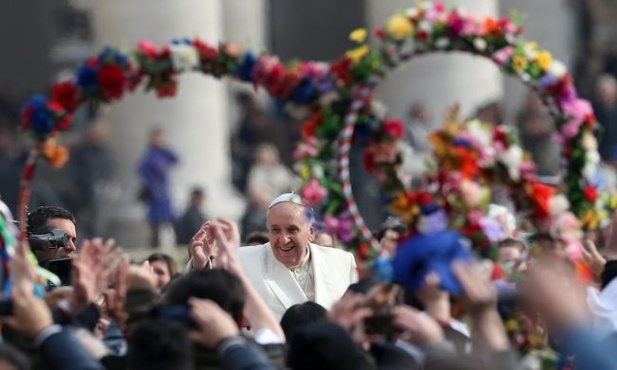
[17,2,610,269]
[297,1,611,264]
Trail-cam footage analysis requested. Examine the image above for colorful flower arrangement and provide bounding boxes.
[18,2,609,263]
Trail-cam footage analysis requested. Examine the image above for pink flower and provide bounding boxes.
[492,46,514,66]
[300,179,328,206]
[293,137,319,160]
[560,99,592,140]
[137,41,159,59]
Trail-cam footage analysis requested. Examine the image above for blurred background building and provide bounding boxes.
[0,0,614,248]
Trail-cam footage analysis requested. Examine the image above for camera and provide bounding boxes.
[27,229,68,251]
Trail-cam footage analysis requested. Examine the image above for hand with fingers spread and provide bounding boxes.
[190,221,216,269]
[188,298,240,348]
[210,218,242,272]
[392,305,445,348]
[70,238,122,314]
[104,257,129,328]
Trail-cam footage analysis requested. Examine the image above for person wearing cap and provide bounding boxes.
[188,193,358,320]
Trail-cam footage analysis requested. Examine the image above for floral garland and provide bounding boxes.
[295,1,610,259]
[19,2,608,255]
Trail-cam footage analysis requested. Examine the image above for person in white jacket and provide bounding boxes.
[188,193,358,320]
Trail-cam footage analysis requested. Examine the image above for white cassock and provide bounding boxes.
[239,242,358,321]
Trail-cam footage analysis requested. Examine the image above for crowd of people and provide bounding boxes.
[0,189,616,369]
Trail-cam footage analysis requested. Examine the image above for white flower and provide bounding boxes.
[523,45,536,61]
[417,20,433,34]
[583,151,601,181]
[312,164,324,179]
[498,145,523,181]
[170,44,199,71]
[371,100,387,119]
[505,33,516,45]
[548,194,570,216]
[406,7,420,18]
[435,38,450,49]
[473,38,487,51]
[549,61,567,78]
[467,120,492,147]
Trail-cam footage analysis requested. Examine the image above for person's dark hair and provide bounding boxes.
[280,302,327,343]
[146,253,178,278]
[376,219,407,242]
[287,321,364,370]
[244,231,269,246]
[26,206,75,235]
[164,269,245,324]
[127,319,192,370]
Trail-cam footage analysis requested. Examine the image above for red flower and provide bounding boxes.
[417,192,432,206]
[97,65,126,100]
[374,28,385,39]
[155,81,178,97]
[193,39,219,62]
[330,57,353,86]
[583,185,598,203]
[51,81,79,113]
[529,182,555,217]
[383,119,405,139]
[363,148,377,173]
[21,106,33,130]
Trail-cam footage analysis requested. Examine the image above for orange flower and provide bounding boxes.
[390,191,418,223]
[43,140,69,168]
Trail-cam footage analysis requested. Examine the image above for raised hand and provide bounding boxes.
[211,218,242,271]
[126,261,157,290]
[188,298,240,348]
[70,238,123,314]
[190,221,216,269]
[392,305,445,348]
[104,257,129,328]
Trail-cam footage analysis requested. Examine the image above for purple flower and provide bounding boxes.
[417,210,448,235]
[314,74,336,94]
[479,217,505,243]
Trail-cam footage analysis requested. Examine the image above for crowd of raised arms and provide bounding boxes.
[0,193,614,370]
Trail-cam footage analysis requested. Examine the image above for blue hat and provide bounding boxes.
[392,230,472,295]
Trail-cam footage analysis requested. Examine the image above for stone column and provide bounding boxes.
[365,0,503,125]
[91,0,243,248]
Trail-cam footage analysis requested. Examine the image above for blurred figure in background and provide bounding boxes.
[404,101,433,155]
[517,92,559,176]
[138,128,179,249]
[592,74,617,164]
[70,119,115,239]
[241,143,295,238]
[175,186,208,246]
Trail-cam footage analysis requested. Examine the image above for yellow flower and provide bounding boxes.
[298,164,311,181]
[349,28,367,43]
[581,209,600,230]
[535,50,553,71]
[386,14,413,39]
[511,55,528,72]
[346,44,370,63]
[525,41,538,50]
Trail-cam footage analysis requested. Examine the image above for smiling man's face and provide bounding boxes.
[267,202,314,268]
